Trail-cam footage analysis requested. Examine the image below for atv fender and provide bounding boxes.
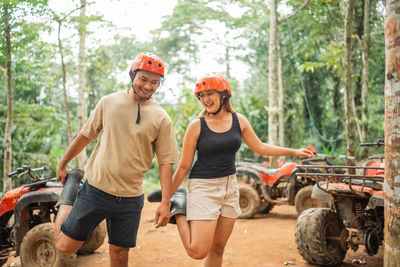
[311,183,330,200]
[13,191,59,228]
[367,196,384,209]
[288,169,299,205]
[236,167,261,181]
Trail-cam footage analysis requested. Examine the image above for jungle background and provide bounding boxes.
[0,0,385,194]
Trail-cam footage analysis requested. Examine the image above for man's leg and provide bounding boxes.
[107,194,144,266]
[54,205,84,254]
[54,169,85,254]
[109,244,129,267]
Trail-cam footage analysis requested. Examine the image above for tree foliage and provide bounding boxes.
[0,0,385,191]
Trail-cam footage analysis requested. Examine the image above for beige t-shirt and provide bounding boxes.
[81,90,179,197]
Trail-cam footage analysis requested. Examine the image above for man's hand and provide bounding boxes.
[154,201,171,228]
[57,164,69,186]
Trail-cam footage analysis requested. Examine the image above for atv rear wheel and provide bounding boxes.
[77,220,106,255]
[259,200,274,214]
[295,208,347,266]
[236,169,252,184]
[238,184,260,219]
[294,185,325,215]
[295,185,330,215]
[20,222,76,267]
[0,257,7,267]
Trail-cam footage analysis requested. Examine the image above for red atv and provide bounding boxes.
[0,165,105,266]
[236,156,340,218]
[294,141,385,265]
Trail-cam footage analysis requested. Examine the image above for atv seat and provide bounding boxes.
[342,179,383,190]
[248,164,281,176]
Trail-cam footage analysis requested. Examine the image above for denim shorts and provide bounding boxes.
[61,180,144,248]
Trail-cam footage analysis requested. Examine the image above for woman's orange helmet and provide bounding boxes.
[129,52,165,81]
[194,73,231,97]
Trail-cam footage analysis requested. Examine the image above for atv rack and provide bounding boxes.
[295,165,384,197]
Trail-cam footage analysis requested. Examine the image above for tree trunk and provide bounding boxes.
[384,1,400,264]
[353,0,364,140]
[360,0,371,157]
[225,44,231,79]
[57,22,73,144]
[278,43,285,161]
[57,20,78,167]
[268,0,310,166]
[268,0,278,168]
[3,4,13,193]
[333,75,343,135]
[343,0,356,167]
[76,0,87,169]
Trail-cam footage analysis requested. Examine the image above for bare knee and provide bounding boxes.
[186,247,209,260]
[210,243,225,257]
[54,232,82,254]
[109,245,129,266]
[55,240,79,255]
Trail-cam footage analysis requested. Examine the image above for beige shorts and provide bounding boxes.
[186,174,241,221]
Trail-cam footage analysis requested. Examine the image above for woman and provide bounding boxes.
[150,73,314,266]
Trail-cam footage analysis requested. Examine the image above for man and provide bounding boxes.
[54,52,178,267]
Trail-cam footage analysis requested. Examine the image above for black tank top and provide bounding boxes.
[189,112,242,179]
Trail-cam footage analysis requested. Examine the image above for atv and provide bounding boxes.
[236,155,341,218]
[294,142,384,265]
[0,165,106,266]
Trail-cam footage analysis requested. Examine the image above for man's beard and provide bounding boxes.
[132,86,152,101]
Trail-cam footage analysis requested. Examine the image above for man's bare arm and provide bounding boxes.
[57,133,92,185]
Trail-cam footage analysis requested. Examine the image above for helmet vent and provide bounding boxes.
[158,64,162,67]
[148,61,152,65]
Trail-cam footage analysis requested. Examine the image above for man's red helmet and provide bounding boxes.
[129,52,165,81]
[194,73,231,97]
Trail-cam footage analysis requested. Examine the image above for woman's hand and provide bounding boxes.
[293,148,315,158]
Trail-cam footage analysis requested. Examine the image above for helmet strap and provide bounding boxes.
[136,102,141,124]
[210,92,230,115]
[129,71,142,124]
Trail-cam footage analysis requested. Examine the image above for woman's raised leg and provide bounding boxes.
[175,215,218,259]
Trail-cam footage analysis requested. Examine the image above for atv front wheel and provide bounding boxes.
[19,222,76,267]
[258,185,274,214]
[295,208,347,266]
[238,184,260,219]
[77,220,106,255]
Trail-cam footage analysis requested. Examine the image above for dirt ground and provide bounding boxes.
[5,201,383,267]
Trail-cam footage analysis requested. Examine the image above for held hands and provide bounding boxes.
[154,201,171,228]
[293,148,315,158]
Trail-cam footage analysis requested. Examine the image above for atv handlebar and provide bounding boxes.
[360,139,384,147]
[7,165,49,179]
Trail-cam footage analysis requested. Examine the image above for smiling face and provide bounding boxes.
[132,70,161,100]
[198,89,223,113]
